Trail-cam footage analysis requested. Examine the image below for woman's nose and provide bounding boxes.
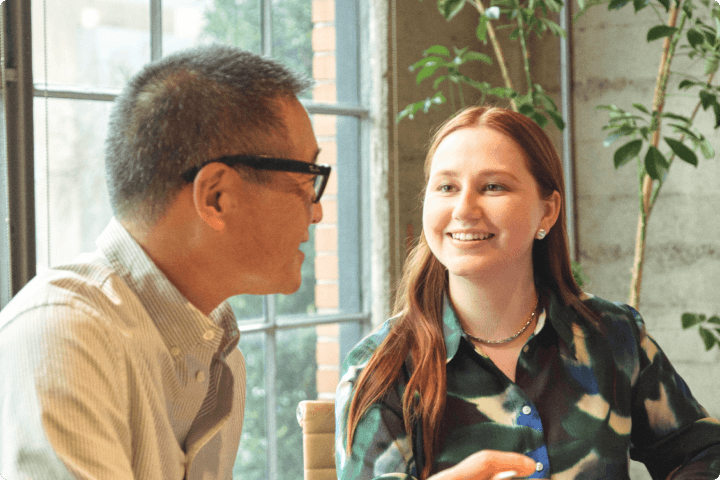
[452,190,482,222]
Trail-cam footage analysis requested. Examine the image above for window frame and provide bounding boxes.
[1,0,372,478]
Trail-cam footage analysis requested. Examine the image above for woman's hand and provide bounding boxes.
[429,450,538,480]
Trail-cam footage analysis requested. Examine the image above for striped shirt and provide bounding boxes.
[0,218,245,479]
[335,293,720,479]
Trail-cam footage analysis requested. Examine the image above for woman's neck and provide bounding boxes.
[448,268,538,342]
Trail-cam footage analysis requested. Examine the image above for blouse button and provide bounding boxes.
[196,371,206,383]
[522,344,530,353]
[535,462,544,472]
[203,330,215,341]
[522,405,532,415]
[170,346,181,356]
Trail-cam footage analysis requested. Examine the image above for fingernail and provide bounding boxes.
[494,471,518,480]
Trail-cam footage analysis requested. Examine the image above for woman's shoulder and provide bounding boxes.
[579,292,643,325]
[341,315,400,377]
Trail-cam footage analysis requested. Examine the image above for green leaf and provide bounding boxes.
[487,87,516,98]
[687,28,705,48]
[708,316,720,326]
[698,327,717,351]
[424,45,450,57]
[699,139,715,158]
[463,51,493,64]
[669,123,699,140]
[547,109,566,130]
[657,0,670,11]
[509,28,521,40]
[678,79,697,90]
[705,55,720,75]
[662,112,691,123]
[682,312,703,329]
[519,104,535,116]
[645,146,669,180]
[530,112,549,128]
[438,0,466,20]
[477,16,489,42]
[633,0,649,11]
[665,137,698,166]
[633,103,650,114]
[699,90,715,110]
[416,64,441,83]
[647,25,678,42]
[410,56,441,71]
[713,102,720,128]
[433,75,447,89]
[614,139,643,168]
[603,125,636,146]
[608,0,631,9]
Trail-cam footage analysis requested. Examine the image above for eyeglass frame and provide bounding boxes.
[181,154,332,203]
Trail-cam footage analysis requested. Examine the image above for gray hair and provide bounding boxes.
[104,44,311,223]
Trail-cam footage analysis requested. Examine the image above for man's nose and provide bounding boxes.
[311,201,323,224]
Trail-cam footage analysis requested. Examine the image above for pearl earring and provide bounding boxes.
[536,229,547,240]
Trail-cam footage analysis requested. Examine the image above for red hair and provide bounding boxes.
[346,106,596,479]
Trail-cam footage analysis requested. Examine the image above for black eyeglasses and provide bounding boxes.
[181,155,332,203]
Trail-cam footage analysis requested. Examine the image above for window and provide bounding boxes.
[1,0,371,478]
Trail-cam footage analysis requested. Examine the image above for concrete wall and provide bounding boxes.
[572,4,720,476]
[391,0,720,476]
[572,2,720,409]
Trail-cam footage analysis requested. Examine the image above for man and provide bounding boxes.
[0,44,327,479]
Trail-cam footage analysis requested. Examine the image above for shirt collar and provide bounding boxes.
[96,218,239,358]
[442,291,581,362]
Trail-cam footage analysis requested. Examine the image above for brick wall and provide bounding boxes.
[312,0,340,401]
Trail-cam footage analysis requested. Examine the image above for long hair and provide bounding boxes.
[346,106,598,479]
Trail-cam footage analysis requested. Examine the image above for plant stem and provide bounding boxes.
[516,9,534,98]
[472,0,518,111]
[629,2,685,309]
[648,71,716,211]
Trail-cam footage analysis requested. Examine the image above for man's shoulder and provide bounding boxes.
[0,251,138,334]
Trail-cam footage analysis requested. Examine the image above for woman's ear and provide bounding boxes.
[540,190,562,233]
[192,163,229,232]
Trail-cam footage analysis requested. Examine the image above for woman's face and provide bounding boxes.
[422,126,560,283]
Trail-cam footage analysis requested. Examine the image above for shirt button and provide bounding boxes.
[196,371,206,383]
[522,344,530,353]
[536,462,544,472]
[522,405,532,415]
[170,346,181,356]
[203,330,215,341]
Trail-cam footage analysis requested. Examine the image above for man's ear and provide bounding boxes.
[192,163,231,232]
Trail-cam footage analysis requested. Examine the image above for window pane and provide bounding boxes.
[32,0,150,90]
[164,0,262,57]
[234,331,268,479]
[275,326,319,480]
[272,0,312,98]
[34,98,113,269]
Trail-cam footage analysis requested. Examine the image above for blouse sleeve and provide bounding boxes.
[335,361,419,480]
[626,306,720,479]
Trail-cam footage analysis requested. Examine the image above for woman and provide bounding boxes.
[335,106,720,480]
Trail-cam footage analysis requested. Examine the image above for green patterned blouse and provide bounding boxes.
[335,293,720,479]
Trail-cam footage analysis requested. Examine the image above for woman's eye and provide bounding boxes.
[438,184,455,193]
[485,183,505,192]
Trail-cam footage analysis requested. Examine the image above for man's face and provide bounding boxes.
[221,97,323,296]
